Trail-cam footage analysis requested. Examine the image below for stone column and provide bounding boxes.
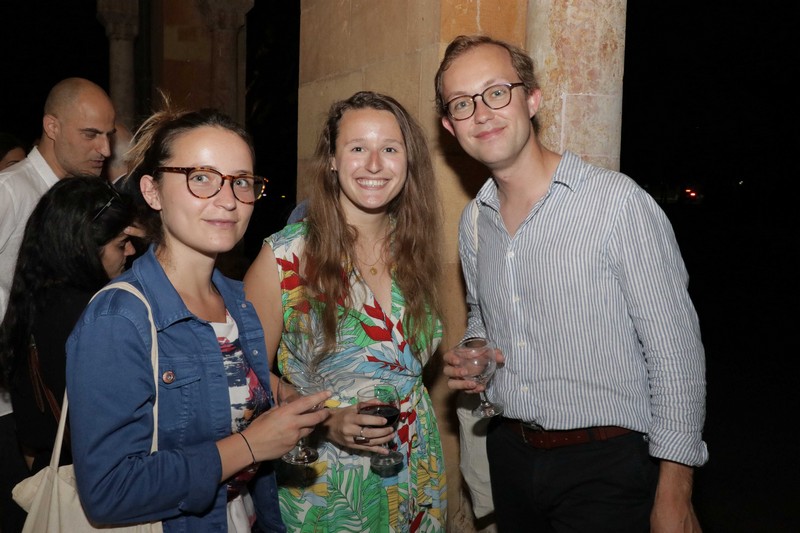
[97,0,139,129]
[528,0,628,170]
[195,0,254,122]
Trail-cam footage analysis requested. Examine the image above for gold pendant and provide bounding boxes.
[369,266,378,276]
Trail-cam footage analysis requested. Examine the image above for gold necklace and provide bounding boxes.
[361,253,382,276]
[359,241,386,276]
[358,228,389,276]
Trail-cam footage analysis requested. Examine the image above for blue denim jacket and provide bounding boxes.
[66,246,285,533]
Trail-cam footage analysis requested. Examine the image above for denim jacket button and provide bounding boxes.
[162,370,175,384]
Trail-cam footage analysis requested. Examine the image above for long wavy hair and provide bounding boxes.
[0,176,134,386]
[303,91,443,361]
[118,104,255,245]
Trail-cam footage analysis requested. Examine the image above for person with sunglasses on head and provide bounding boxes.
[0,82,115,531]
[0,176,135,531]
[65,105,330,532]
[436,35,708,532]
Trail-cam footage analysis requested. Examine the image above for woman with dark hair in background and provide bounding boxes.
[0,176,136,477]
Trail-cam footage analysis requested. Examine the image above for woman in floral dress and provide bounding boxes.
[244,91,446,532]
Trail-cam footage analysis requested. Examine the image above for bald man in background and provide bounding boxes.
[0,77,114,533]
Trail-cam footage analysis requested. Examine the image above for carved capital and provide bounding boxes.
[97,0,139,41]
[195,0,254,31]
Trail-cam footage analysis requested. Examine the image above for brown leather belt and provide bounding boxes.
[501,417,633,449]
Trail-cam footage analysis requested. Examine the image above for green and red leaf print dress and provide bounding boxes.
[266,222,447,533]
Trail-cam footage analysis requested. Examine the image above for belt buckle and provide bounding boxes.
[522,421,545,432]
[517,421,545,447]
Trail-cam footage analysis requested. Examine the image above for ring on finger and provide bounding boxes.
[354,426,369,444]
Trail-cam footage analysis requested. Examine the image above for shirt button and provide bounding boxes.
[521,385,529,392]
[507,251,515,259]
[517,341,526,348]
[162,370,175,384]
[241,303,247,309]
[513,295,520,303]
[252,350,259,356]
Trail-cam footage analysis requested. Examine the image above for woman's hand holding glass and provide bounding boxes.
[318,402,396,453]
[357,384,404,473]
[278,372,331,464]
[222,385,330,479]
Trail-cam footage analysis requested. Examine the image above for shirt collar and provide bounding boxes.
[27,146,59,188]
[476,150,587,210]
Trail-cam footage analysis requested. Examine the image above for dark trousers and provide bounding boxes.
[487,419,658,533]
[0,413,29,533]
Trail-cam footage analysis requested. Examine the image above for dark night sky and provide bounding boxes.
[622,6,794,530]
[1,1,110,145]
[622,3,795,201]
[1,2,795,530]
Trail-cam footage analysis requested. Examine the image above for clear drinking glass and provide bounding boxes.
[356,383,403,473]
[278,371,327,465]
[455,337,504,418]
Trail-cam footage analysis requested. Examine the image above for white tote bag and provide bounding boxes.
[12,282,163,533]
[457,392,494,518]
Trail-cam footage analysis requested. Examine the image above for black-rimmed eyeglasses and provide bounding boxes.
[157,167,267,204]
[445,82,526,121]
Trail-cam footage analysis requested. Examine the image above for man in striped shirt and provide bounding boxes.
[435,34,707,532]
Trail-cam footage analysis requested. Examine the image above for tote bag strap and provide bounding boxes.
[471,198,479,281]
[51,281,160,471]
[472,198,479,250]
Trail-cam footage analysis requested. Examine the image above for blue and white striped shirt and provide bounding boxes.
[459,151,708,467]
